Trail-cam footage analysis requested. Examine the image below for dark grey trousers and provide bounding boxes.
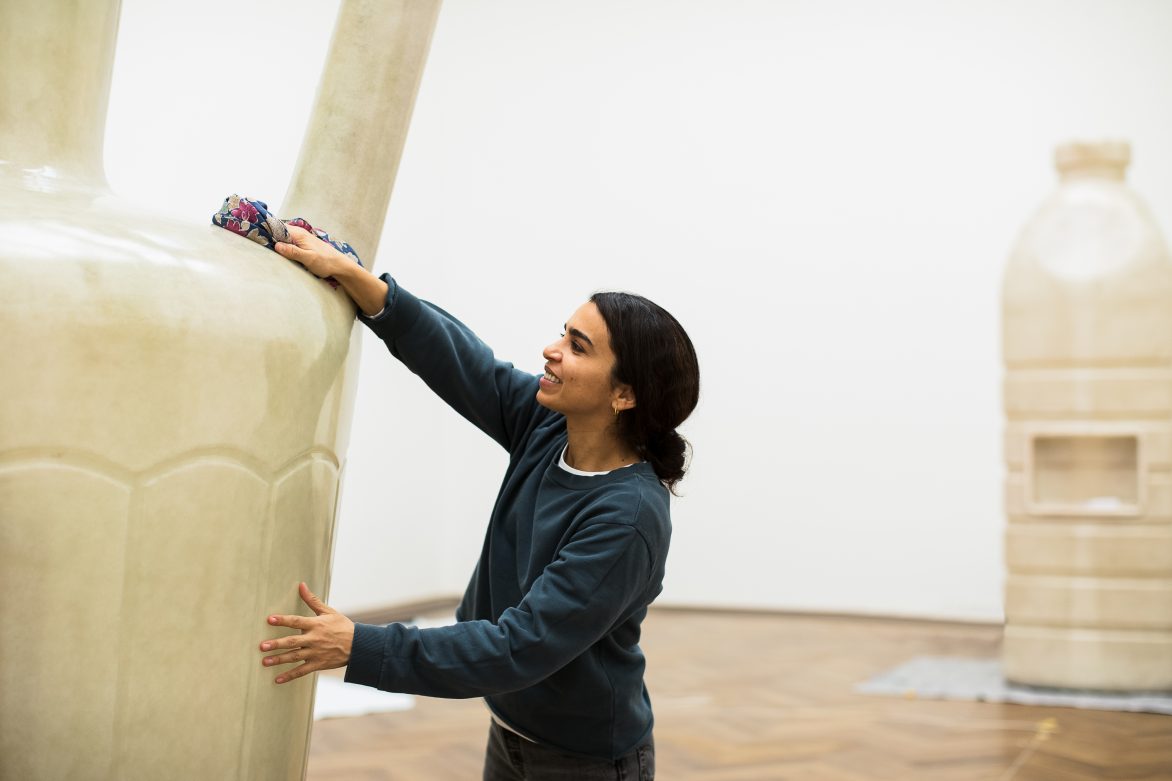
[482,721,654,781]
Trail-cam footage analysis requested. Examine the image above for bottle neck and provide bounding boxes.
[0,1,122,186]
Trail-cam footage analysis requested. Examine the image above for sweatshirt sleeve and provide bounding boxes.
[343,519,654,698]
[357,273,545,453]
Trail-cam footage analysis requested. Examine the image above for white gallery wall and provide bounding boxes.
[104,0,1172,621]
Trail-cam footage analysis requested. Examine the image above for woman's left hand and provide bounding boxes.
[260,582,355,684]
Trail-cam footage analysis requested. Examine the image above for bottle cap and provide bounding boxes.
[1054,140,1130,177]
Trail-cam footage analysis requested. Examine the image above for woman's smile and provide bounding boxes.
[540,366,563,387]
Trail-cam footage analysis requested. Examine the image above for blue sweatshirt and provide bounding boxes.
[343,274,672,759]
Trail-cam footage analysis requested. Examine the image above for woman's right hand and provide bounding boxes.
[274,224,350,280]
[275,224,390,316]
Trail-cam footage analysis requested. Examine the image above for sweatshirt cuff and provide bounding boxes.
[356,273,424,341]
[344,622,387,689]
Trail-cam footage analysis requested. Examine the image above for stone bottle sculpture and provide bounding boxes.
[0,2,441,778]
[1002,140,1172,690]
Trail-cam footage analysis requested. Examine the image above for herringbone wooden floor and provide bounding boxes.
[307,609,1172,780]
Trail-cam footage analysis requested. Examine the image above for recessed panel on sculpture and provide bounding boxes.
[1003,423,1172,471]
[315,327,365,458]
[0,461,131,780]
[241,455,341,779]
[111,458,269,779]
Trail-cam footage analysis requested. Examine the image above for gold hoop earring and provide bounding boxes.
[613,405,620,418]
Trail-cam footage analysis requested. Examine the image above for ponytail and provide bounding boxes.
[636,428,690,494]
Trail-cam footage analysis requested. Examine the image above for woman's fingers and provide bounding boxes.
[286,224,332,254]
[263,648,306,667]
[279,224,317,250]
[268,613,311,630]
[258,634,305,652]
[275,226,318,261]
[299,582,332,615]
[273,239,314,269]
[274,231,343,280]
[274,660,320,685]
[272,240,298,260]
[285,224,319,245]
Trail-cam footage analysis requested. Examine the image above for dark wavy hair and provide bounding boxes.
[590,291,700,493]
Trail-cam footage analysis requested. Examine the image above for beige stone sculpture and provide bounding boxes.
[0,1,440,778]
[1002,140,1172,690]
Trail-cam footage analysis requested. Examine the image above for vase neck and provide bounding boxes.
[0,1,121,186]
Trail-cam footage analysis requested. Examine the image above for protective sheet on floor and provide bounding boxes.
[314,675,414,720]
[857,657,1172,715]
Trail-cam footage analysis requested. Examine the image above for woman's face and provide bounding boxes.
[537,301,633,419]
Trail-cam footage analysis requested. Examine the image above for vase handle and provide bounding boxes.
[282,0,442,268]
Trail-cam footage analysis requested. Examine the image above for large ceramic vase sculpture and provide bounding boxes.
[0,2,440,778]
[1002,140,1172,690]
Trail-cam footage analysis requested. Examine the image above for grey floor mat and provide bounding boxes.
[857,656,1172,715]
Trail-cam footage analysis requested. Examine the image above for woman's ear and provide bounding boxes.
[612,384,636,412]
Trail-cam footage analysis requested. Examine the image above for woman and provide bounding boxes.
[259,226,700,780]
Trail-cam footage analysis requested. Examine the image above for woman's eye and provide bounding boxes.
[560,331,583,354]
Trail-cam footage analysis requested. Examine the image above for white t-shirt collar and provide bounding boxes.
[557,445,640,476]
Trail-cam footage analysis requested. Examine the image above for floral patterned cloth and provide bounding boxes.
[212,194,363,288]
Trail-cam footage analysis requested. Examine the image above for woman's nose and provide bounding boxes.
[543,344,560,361]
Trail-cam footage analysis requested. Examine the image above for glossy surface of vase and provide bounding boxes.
[0,2,440,778]
[1002,140,1172,690]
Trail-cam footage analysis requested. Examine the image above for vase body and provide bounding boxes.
[1002,140,1172,690]
[0,1,440,778]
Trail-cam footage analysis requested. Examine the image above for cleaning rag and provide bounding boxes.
[212,194,362,288]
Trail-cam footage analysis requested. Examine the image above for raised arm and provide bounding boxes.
[274,225,546,451]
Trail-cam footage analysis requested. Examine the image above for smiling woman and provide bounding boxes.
[536,292,701,485]
[261,226,699,779]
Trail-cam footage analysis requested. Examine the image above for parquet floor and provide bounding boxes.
[307,609,1172,780]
